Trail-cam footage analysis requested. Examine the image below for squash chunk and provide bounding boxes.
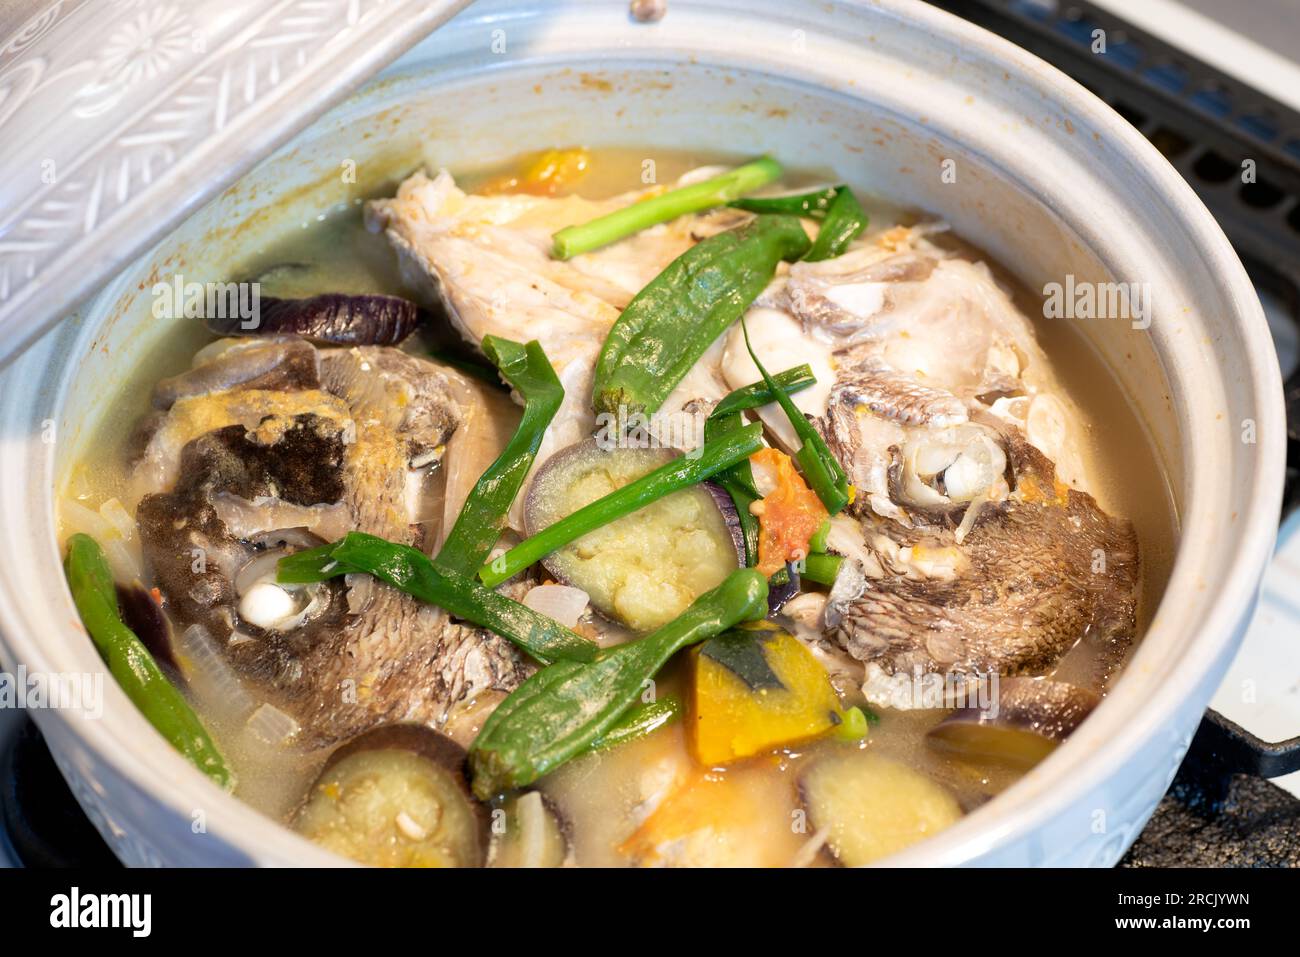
[690,624,843,766]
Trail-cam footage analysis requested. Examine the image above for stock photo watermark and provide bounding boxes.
[1042,275,1152,330]
[151,275,261,328]
[594,405,706,452]
[0,664,103,719]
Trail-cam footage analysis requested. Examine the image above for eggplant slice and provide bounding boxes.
[800,749,962,866]
[293,725,487,868]
[926,676,1100,768]
[523,439,743,632]
[205,293,422,345]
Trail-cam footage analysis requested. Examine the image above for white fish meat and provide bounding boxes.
[366,169,748,527]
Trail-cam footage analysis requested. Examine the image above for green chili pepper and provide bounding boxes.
[469,568,768,797]
[739,314,852,514]
[478,422,766,588]
[277,533,598,665]
[705,410,763,567]
[64,534,232,790]
[729,185,842,218]
[592,214,811,416]
[551,156,782,260]
[584,694,683,755]
[435,336,563,575]
[799,551,843,586]
[804,187,868,261]
[731,184,868,262]
[705,364,819,567]
[274,542,345,583]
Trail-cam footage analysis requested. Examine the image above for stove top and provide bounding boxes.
[1,0,1298,868]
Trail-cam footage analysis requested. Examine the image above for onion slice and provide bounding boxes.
[523,584,590,629]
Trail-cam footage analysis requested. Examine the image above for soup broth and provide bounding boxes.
[59,147,1176,866]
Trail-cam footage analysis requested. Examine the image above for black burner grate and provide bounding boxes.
[1,719,118,868]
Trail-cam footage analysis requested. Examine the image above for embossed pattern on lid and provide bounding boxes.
[0,0,468,368]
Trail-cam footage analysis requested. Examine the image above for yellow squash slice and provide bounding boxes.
[690,623,843,766]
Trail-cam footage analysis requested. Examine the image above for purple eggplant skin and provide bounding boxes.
[702,480,747,568]
[324,723,473,779]
[115,582,178,674]
[926,677,1100,768]
[766,562,802,615]
[316,723,490,835]
[296,724,490,865]
[204,293,421,345]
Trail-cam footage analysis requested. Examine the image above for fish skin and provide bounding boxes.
[134,339,529,749]
[826,430,1138,684]
[781,249,939,342]
[827,352,969,429]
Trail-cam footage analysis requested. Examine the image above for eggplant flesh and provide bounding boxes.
[800,750,962,866]
[524,440,743,632]
[293,725,486,868]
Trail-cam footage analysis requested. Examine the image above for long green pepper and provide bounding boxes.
[64,534,232,789]
[584,694,683,755]
[804,187,868,261]
[709,363,817,420]
[469,568,769,798]
[278,533,598,664]
[591,214,811,416]
[729,185,844,218]
[731,184,869,261]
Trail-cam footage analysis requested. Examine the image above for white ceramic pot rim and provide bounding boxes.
[0,0,1286,866]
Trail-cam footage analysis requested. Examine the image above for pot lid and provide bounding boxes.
[0,0,471,368]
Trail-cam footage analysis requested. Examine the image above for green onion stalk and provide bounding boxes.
[552,156,782,260]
